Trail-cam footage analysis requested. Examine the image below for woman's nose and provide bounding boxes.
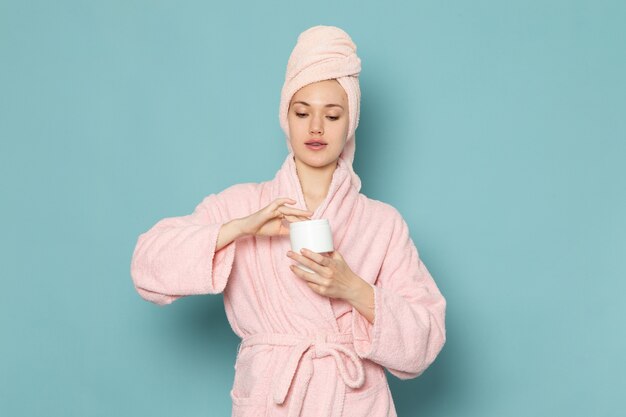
[309,118,323,135]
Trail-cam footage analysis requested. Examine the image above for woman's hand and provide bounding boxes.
[287,248,376,323]
[286,248,365,301]
[239,198,313,238]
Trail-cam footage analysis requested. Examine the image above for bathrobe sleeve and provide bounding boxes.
[351,209,447,379]
[130,188,240,306]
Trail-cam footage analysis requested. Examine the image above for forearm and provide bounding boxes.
[216,218,246,252]
[347,278,375,325]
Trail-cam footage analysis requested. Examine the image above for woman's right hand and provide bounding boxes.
[238,198,313,237]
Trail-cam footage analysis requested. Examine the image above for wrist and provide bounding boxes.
[346,276,375,325]
[230,218,247,239]
[347,274,369,304]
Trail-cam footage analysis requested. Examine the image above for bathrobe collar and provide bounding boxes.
[270,151,362,332]
[273,151,358,220]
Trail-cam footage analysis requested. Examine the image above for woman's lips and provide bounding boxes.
[305,143,327,150]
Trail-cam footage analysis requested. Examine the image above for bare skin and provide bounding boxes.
[215,198,313,251]
[287,79,349,213]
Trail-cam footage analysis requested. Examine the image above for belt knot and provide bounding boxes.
[314,333,327,357]
[238,332,366,417]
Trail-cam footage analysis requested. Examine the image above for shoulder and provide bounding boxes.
[362,195,405,227]
[216,182,261,200]
[361,195,411,249]
[196,182,260,205]
[195,182,262,219]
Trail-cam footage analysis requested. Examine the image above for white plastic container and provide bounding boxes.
[289,219,334,273]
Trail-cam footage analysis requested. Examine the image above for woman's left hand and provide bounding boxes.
[286,248,364,301]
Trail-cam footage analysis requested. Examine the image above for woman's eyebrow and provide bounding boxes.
[293,101,344,110]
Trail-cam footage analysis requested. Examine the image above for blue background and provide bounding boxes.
[1,1,624,416]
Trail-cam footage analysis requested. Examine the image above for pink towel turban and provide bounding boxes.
[279,25,363,191]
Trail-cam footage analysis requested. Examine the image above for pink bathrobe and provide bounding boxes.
[130,152,447,417]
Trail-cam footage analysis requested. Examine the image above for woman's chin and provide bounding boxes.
[296,152,339,168]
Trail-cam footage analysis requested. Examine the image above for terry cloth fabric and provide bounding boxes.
[130,25,446,417]
[130,155,447,417]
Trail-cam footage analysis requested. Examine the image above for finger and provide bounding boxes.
[270,201,290,219]
[278,217,310,237]
[331,250,344,261]
[288,250,327,274]
[274,208,309,221]
[299,248,331,267]
[283,205,313,218]
[278,218,291,233]
[283,214,309,223]
[273,198,297,209]
[289,264,326,285]
[279,206,314,216]
[305,281,322,293]
[280,197,300,206]
[272,208,285,220]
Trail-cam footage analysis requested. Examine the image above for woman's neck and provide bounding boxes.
[294,157,338,208]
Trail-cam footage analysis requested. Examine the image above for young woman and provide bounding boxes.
[131,25,446,417]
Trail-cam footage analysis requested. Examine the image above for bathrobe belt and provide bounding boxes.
[239,332,366,417]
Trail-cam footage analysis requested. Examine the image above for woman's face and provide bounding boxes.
[287,79,349,169]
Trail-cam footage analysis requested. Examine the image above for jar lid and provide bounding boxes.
[289,219,330,230]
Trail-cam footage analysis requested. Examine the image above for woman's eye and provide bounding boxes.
[294,112,338,121]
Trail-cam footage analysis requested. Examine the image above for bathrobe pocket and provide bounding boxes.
[230,344,276,407]
[344,363,392,415]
